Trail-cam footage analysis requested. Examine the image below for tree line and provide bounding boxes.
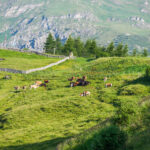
[44,33,148,57]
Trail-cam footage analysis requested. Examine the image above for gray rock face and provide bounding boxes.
[0,0,150,51]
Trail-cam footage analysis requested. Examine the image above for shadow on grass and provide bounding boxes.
[86,58,95,62]
[125,76,150,86]
[1,137,69,150]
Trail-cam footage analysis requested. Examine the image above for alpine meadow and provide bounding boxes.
[0,0,150,150]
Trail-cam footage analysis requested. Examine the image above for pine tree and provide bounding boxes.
[55,36,62,54]
[44,33,55,54]
[63,35,75,55]
[115,43,124,57]
[142,49,148,57]
[88,40,97,56]
[107,42,115,56]
[132,49,137,56]
[84,39,92,56]
[74,37,84,56]
[122,44,128,57]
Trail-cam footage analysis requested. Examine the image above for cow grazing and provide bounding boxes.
[80,91,91,96]
[30,85,39,89]
[70,82,75,87]
[3,75,11,79]
[40,83,47,87]
[68,76,76,81]
[0,58,5,61]
[35,81,42,86]
[14,86,20,91]
[70,82,79,87]
[44,80,49,84]
[82,76,87,81]
[81,81,90,86]
[104,77,108,82]
[105,83,112,88]
[22,86,27,90]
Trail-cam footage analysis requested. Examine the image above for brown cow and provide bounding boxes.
[40,83,47,87]
[70,82,79,87]
[68,76,76,81]
[44,80,49,84]
[104,77,108,82]
[35,81,42,86]
[105,83,112,88]
[81,81,90,86]
[80,91,91,96]
[3,75,11,79]
[14,86,20,91]
[82,76,87,81]
[30,84,39,89]
[22,86,27,90]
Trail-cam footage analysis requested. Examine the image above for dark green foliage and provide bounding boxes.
[145,67,150,80]
[142,49,148,57]
[43,34,141,57]
[106,42,115,56]
[55,36,63,54]
[123,44,129,57]
[44,33,56,54]
[132,49,137,56]
[63,35,76,55]
[74,37,85,56]
[90,126,127,150]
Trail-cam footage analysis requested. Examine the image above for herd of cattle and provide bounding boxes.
[3,75,113,96]
[14,80,49,91]
[68,76,112,97]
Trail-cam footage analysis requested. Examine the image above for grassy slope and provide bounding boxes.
[0,49,60,70]
[0,53,150,149]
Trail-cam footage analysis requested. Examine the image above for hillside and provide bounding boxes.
[0,50,150,150]
[0,0,150,51]
[0,49,60,70]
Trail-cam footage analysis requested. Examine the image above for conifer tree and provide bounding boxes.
[90,40,97,55]
[132,49,137,56]
[107,42,115,56]
[122,44,129,57]
[115,43,124,57]
[74,37,84,56]
[55,36,62,54]
[142,49,148,57]
[44,33,55,54]
[63,35,75,55]
[84,40,92,55]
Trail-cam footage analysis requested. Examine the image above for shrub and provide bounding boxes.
[119,84,148,96]
[90,125,127,150]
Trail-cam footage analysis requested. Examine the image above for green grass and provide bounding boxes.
[0,53,150,150]
[0,49,60,70]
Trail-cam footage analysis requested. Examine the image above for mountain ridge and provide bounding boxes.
[0,0,150,51]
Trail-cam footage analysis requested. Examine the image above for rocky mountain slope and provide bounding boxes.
[0,0,150,51]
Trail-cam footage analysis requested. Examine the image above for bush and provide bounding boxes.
[119,84,148,96]
[90,125,127,150]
